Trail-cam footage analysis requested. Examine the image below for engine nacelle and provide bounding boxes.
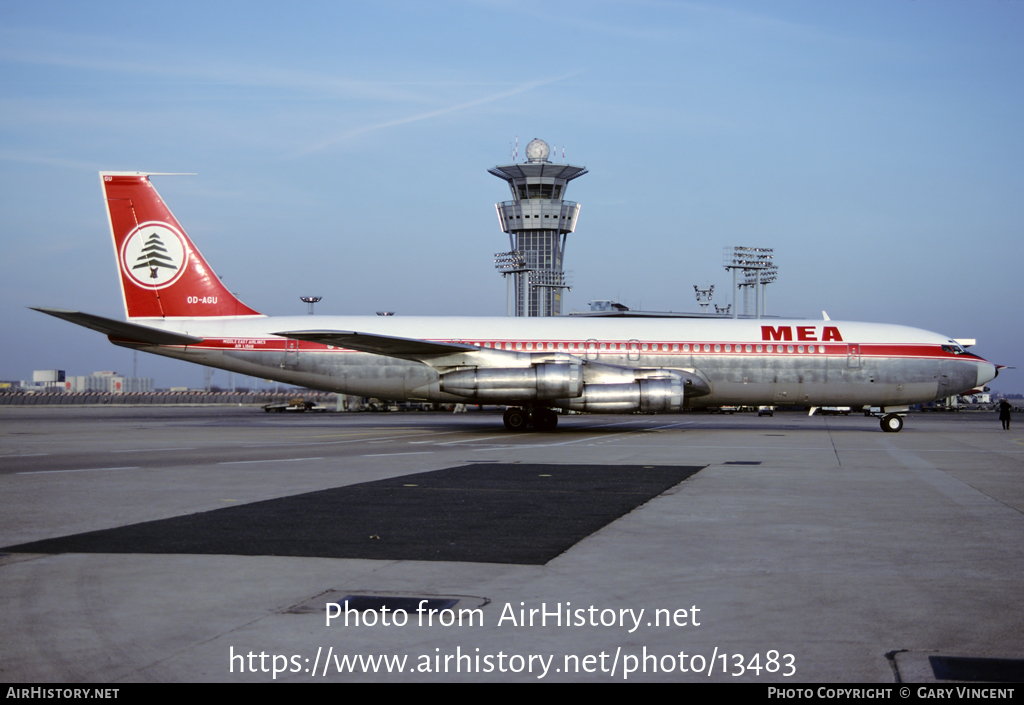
[555,378,684,413]
[439,363,583,401]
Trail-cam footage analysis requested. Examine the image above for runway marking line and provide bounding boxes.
[294,431,435,439]
[243,431,437,448]
[111,447,197,453]
[362,451,435,457]
[218,457,324,465]
[436,435,521,446]
[18,466,140,475]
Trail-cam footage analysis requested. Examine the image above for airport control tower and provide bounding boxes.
[490,138,588,317]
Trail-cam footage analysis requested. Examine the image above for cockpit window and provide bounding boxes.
[941,344,966,355]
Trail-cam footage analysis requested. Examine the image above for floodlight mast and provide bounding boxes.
[723,247,776,319]
[745,263,778,318]
[694,284,714,314]
[300,296,322,315]
[494,250,530,317]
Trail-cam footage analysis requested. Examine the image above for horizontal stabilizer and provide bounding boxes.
[32,307,204,346]
[275,329,478,358]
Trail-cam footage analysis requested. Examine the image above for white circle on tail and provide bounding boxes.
[120,222,189,289]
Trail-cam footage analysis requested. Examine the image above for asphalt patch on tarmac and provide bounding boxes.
[928,655,1024,682]
[1,464,701,565]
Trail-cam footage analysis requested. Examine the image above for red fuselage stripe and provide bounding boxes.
[185,338,967,361]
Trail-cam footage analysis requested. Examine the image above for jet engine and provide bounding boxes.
[439,363,583,401]
[554,378,685,413]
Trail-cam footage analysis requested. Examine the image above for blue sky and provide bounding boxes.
[2,0,1022,392]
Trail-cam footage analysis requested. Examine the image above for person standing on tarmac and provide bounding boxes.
[998,399,1012,431]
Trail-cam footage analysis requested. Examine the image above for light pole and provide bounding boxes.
[300,296,322,315]
[694,284,714,314]
[723,247,776,318]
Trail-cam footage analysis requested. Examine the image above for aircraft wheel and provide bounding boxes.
[533,408,559,431]
[880,414,904,433]
[503,407,529,432]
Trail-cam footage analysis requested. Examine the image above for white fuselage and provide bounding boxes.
[120,314,997,410]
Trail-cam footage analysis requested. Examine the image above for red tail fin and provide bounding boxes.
[101,172,262,320]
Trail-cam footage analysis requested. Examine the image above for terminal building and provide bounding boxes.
[8,370,154,394]
[490,138,588,317]
[64,370,154,394]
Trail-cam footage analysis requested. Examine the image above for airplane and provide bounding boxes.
[33,172,999,433]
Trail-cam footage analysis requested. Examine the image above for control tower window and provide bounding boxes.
[517,184,560,200]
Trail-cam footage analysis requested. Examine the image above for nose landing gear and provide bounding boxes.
[880,413,904,433]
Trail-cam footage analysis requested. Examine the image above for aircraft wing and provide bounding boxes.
[275,329,480,359]
[32,307,204,346]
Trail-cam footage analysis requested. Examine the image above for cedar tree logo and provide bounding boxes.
[120,222,188,289]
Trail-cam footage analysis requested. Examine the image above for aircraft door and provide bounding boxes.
[846,344,861,369]
[586,339,599,361]
[628,339,640,362]
[283,339,299,368]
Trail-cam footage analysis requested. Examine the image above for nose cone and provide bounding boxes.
[977,361,998,387]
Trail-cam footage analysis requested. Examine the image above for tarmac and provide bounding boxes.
[0,406,1022,683]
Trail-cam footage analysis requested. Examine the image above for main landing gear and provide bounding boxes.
[502,407,558,432]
